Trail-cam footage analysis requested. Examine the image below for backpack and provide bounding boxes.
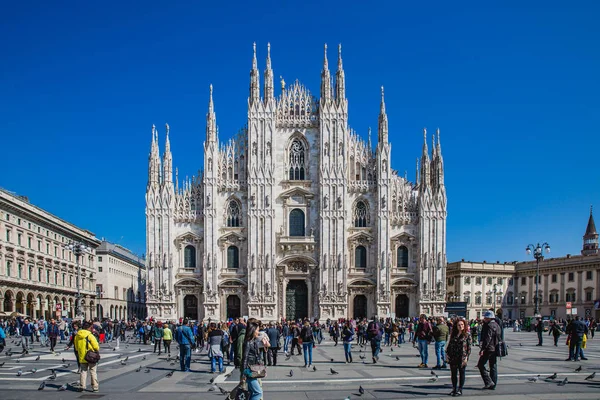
[494,321,508,358]
[368,322,380,340]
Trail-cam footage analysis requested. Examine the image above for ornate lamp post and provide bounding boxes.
[63,241,93,319]
[525,242,551,318]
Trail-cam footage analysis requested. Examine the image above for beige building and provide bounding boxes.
[448,209,600,320]
[0,189,100,319]
[95,241,147,320]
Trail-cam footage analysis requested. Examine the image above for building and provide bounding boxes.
[145,44,448,322]
[95,241,147,320]
[0,188,100,319]
[448,209,600,320]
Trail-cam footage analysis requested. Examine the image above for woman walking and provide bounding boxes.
[207,323,224,373]
[446,318,472,397]
[300,321,315,368]
[163,323,173,355]
[241,321,264,400]
[342,321,354,363]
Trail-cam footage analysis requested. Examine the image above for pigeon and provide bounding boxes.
[519,343,523,346]
[170,362,175,366]
[17,369,22,377]
[38,381,46,390]
[585,372,596,381]
[528,375,540,382]
[144,368,151,373]
[113,348,116,351]
[395,356,400,361]
[575,366,582,372]
[124,356,129,362]
[209,376,216,384]
[428,375,439,383]
[58,383,68,391]
[390,347,393,352]
[62,358,66,363]
[359,355,366,360]
[62,363,70,368]
[166,370,175,378]
[330,358,334,363]
[138,348,142,352]
[431,370,437,375]
[224,371,233,379]
[558,377,568,386]
[136,366,142,372]
[142,355,146,360]
[31,368,37,373]
[285,353,292,361]
[208,385,217,392]
[546,373,557,380]
[218,386,229,395]
[330,368,339,375]
[120,360,127,365]
[16,359,20,363]
[359,385,365,395]
[312,365,317,372]
[289,370,294,377]
[0,362,4,367]
[35,355,40,361]
[49,372,57,380]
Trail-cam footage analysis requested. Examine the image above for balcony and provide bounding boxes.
[278,235,316,252]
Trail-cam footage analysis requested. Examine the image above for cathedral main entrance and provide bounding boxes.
[286,280,308,321]
[183,295,198,321]
[353,295,368,319]
[395,294,409,318]
[226,295,241,319]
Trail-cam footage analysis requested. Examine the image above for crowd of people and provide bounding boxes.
[0,313,597,398]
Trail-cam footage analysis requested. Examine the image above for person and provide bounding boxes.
[367,317,382,363]
[175,320,195,372]
[342,321,354,363]
[590,319,597,339]
[549,321,562,347]
[477,310,500,390]
[163,323,173,355]
[38,317,48,346]
[446,317,472,397]
[300,321,315,368]
[565,316,588,361]
[48,318,60,353]
[74,321,100,392]
[290,322,302,356]
[21,318,35,354]
[241,320,264,400]
[207,322,224,373]
[235,319,247,367]
[433,316,449,369]
[266,322,280,366]
[153,322,164,355]
[413,314,433,368]
[535,318,543,346]
[0,323,6,353]
[221,322,231,363]
[282,321,291,353]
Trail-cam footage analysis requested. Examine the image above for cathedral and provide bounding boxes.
[145,44,448,322]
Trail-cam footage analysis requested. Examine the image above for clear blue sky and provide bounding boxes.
[1,2,598,262]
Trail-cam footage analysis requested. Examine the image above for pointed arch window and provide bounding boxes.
[288,139,306,180]
[289,209,305,237]
[397,246,409,269]
[227,246,239,269]
[184,245,196,269]
[354,201,368,227]
[227,201,241,227]
[355,246,367,269]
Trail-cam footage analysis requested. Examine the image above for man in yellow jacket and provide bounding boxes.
[74,321,100,392]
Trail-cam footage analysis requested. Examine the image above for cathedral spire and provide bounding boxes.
[582,205,599,255]
[420,128,430,189]
[264,42,274,103]
[206,85,217,142]
[436,128,444,188]
[335,43,346,103]
[148,124,161,187]
[321,44,332,102]
[249,42,260,105]
[162,123,173,185]
[378,86,388,143]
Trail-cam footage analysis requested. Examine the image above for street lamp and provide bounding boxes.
[525,242,551,318]
[63,241,93,319]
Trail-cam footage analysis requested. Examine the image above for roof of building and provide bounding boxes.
[97,240,145,268]
[585,206,597,236]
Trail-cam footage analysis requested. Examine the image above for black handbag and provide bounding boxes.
[84,336,101,364]
[249,364,267,378]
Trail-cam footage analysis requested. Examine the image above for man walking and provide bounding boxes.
[21,318,35,354]
[566,316,589,361]
[367,317,382,363]
[477,310,500,390]
[175,320,195,372]
[433,316,449,369]
[413,314,433,368]
[535,318,544,346]
[266,322,280,366]
[74,321,100,392]
[48,318,60,353]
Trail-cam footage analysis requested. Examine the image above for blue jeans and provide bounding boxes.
[211,356,223,372]
[384,333,391,346]
[284,335,292,353]
[435,341,446,367]
[399,332,405,344]
[302,342,313,366]
[343,342,352,362]
[247,376,263,400]
[418,339,429,365]
[371,339,381,359]
[179,344,191,371]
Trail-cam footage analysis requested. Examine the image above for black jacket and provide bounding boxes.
[242,339,262,371]
[266,327,280,349]
[567,320,589,339]
[480,320,500,352]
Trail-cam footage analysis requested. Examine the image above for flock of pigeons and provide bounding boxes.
[527,367,597,386]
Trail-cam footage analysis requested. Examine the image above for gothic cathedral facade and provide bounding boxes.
[145,44,447,322]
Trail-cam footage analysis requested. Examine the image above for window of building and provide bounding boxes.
[5,214,9,221]
[46,243,49,254]
[27,237,31,248]
[396,246,409,269]
[37,240,41,251]
[521,294,527,304]
[17,218,21,225]
[54,246,57,257]
[464,295,471,304]
[464,277,471,285]
[586,271,593,280]
[226,201,242,227]
[98,266,103,272]
[184,245,196,269]
[62,274,65,286]
[486,277,492,285]
[521,277,526,285]
[288,139,306,180]
[6,261,11,277]
[98,256,102,262]
[586,291,593,302]
[497,278,503,285]
[17,263,22,279]
[123,288,127,300]
[28,266,32,280]
[508,278,513,286]
[114,286,119,299]
[17,234,22,246]
[507,293,514,305]
[28,222,31,229]
[38,268,42,282]
[37,226,40,233]
[476,277,482,285]
[551,274,557,283]
[289,209,305,237]
[96,284,103,297]
[475,294,482,305]
[46,270,50,283]
[54,272,58,284]
[568,272,574,282]
[5,229,10,242]
[354,201,368,227]
[355,246,367,269]
[448,277,455,286]
[486,295,492,304]
[227,246,239,269]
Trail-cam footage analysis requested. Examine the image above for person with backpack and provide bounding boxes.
[300,321,315,368]
[477,310,501,390]
[153,322,164,355]
[74,321,100,392]
[413,314,433,368]
[433,316,449,369]
[207,322,224,373]
[290,322,302,356]
[342,321,354,363]
[21,318,35,354]
[367,317,382,363]
[175,320,196,372]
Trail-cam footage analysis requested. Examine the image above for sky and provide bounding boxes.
[0,2,598,263]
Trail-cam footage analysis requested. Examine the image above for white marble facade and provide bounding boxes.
[145,44,447,322]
